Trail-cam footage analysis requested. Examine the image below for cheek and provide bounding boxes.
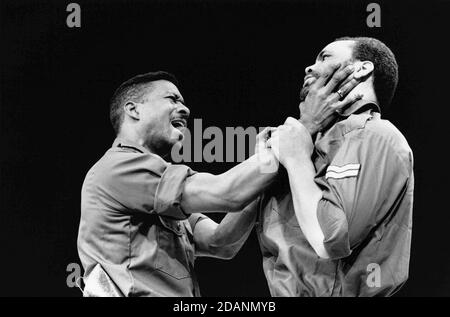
[144,109,169,125]
[319,62,335,76]
[139,108,154,122]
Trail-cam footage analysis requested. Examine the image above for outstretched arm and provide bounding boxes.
[193,200,259,259]
[269,118,329,258]
[284,154,329,258]
[181,63,361,215]
[181,128,277,214]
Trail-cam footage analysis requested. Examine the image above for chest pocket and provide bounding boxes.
[263,194,300,229]
[259,194,316,250]
[156,216,195,280]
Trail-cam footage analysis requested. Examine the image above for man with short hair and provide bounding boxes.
[77,69,360,296]
[259,37,414,296]
[78,71,277,297]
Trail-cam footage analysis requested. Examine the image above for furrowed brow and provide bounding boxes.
[167,92,185,105]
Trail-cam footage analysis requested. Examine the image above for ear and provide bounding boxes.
[124,101,140,120]
[353,61,374,79]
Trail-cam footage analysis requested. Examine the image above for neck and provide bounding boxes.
[117,128,153,153]
[346,80,378,105]
[117,127,170,158]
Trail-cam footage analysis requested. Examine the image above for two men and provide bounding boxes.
[78,35,413,297]
[77,67,359,296]
[258,37,414,296]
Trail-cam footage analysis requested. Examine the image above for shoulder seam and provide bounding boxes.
[343,126,412,176]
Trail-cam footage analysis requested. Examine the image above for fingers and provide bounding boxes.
[259,126,275,135]
[325,61,353,87]
[257,126,276,141]
[265,130,277,149]
[258,126,271,137]
[335,77,361,100]
[313,63,341,88]
[337,72,355,91]
[256,127,276,154]
[323,64,355,95]
[333,93,363,114]
[266,125,281,141]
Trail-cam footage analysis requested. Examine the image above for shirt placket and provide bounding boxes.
[178,221,200,296]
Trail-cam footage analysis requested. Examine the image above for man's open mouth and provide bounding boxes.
[170,118,187,130]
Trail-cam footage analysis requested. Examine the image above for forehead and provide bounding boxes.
[144,80,181,98]
[320,40,355,59]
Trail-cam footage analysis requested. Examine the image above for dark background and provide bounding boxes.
[1,0,449,296]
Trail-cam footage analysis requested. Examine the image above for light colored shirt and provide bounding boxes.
[257,101,414,296]
[77,138,207,296]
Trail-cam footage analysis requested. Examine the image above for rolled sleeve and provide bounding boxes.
[98,149,196,220]
[317,199,351,259]
[154,164,197,220]
[187,213,209,233]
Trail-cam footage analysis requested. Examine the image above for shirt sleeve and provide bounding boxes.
[99,150,196,220]
[187,213,210,233]
[315,128,412,259]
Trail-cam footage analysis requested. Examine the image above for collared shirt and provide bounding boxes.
[257,100,414,296]
[77,138,207,297]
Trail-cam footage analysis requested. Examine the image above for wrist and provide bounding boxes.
[256,148,279,173]
[299,117,318,136]
[283,153,312,170]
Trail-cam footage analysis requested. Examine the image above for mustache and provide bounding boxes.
[303,72,319,84]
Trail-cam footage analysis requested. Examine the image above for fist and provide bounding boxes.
[255,127,279,173]
[267,117,314,166]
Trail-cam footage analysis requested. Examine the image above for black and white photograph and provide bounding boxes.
[1,0,449,302]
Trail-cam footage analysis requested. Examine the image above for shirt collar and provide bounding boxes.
[112,138,150,154]
[338,98,381,117]
[314,99,380,146]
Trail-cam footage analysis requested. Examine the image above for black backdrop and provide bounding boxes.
[1,0,449,296]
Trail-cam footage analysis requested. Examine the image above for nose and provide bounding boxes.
[305,64,314,75]
[177,103,190,118]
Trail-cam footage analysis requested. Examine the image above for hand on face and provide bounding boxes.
[266,117,313,166]
[299,62,363,136]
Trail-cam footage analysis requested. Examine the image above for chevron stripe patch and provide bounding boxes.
[326,163,361,180]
